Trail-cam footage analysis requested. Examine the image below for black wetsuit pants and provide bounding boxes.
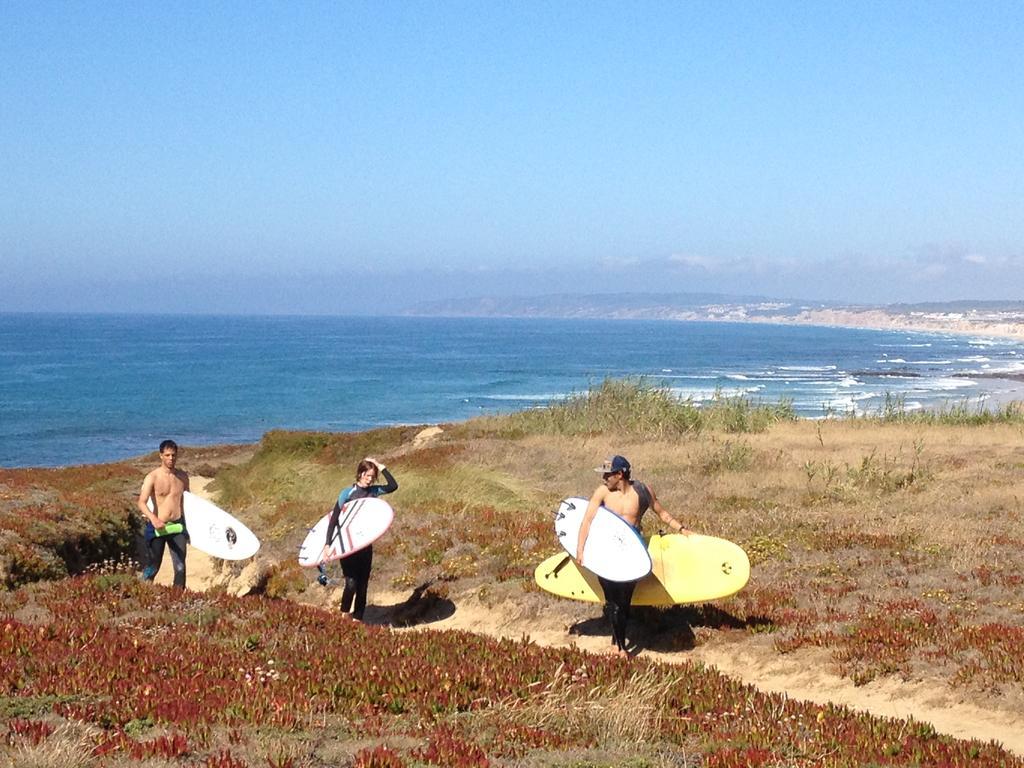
[143,530,187,589]
[598,576,638,653]
[340,545,373,620]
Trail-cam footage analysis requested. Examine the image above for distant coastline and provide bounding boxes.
[404,295,1024,341]
[739,307,1024,342]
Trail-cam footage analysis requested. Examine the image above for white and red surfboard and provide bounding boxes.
[297,497,394,567]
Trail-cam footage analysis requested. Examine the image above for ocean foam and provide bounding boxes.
[668,385,765,402]
[920,377,977,391]
[655,374,718,380]
[982,361,1024,374]
[481,393,569,402]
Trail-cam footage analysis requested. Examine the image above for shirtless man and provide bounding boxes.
[576,455,692,657]
[137,439,190,588]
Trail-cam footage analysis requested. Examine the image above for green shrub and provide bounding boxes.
[476,378,795,439]
[868,394,1024,426]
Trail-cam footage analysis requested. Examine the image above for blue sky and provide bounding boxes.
[2,1,1022,314]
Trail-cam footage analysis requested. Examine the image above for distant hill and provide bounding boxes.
[402,294,1024,339]
[888,300,1024,313]
[403,292,841,320]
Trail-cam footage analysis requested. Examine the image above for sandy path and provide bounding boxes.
[156,483,1023,757]
[373,588,1024,756]
[151,476,220,590]
[691,644,1024,756]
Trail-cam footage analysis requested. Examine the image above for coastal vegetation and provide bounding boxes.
[465,378,799,438]
[2,574,1019,767]
[870,392,1024,426]
[2,380,1024,765]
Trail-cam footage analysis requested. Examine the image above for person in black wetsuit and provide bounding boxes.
[318,457,398,621]
[575,455,693,657]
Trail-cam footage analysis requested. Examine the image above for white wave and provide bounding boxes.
[838,376,862,388]
[855,398,925,412]
[806,390,874,412]
[819,396,859,412]
[904,359,953,366]
[769,376,826,384]
[668,385,765,402]
[885,358,907,364]
[778,365,837,372]
[710,368,774,376]
[917,377,976,392]
[656,374,718,380]
[726,374,750,380]
[768,373,835,382]
[984,361,1024,373]
[480,393,568,402]
[956,356,991,363]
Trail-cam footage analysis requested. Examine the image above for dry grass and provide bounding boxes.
[0,722,100,768]
[5,380,1024,751]
[207,387,1024,648]
[483,662,684,747]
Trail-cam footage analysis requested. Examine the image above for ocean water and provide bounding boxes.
[2,313,1023,468]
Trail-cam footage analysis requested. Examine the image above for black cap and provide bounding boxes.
[594,455,630,474]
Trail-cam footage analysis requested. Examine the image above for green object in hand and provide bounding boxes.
[155,521,185,536]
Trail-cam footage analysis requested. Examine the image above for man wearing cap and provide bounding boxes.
[576,454,692,657]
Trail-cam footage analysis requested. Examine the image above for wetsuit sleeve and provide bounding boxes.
[325,486,354,546]
[372,468,398,496]
[634,482,652,529]
[636,482,652,514]
[325,500,343,546]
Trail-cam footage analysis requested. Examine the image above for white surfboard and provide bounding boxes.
[555,496,652,582]
[297,497,395,567]
[148,491,260,560]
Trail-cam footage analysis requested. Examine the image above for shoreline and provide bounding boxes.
[743,308,1024,342]
[405,295,1024,342]
[5,384,1024,473]
[4,311,1024,471]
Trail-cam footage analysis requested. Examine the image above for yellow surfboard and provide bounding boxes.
[533,533,750,606]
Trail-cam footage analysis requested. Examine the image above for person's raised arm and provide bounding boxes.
[376,466,398,494]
